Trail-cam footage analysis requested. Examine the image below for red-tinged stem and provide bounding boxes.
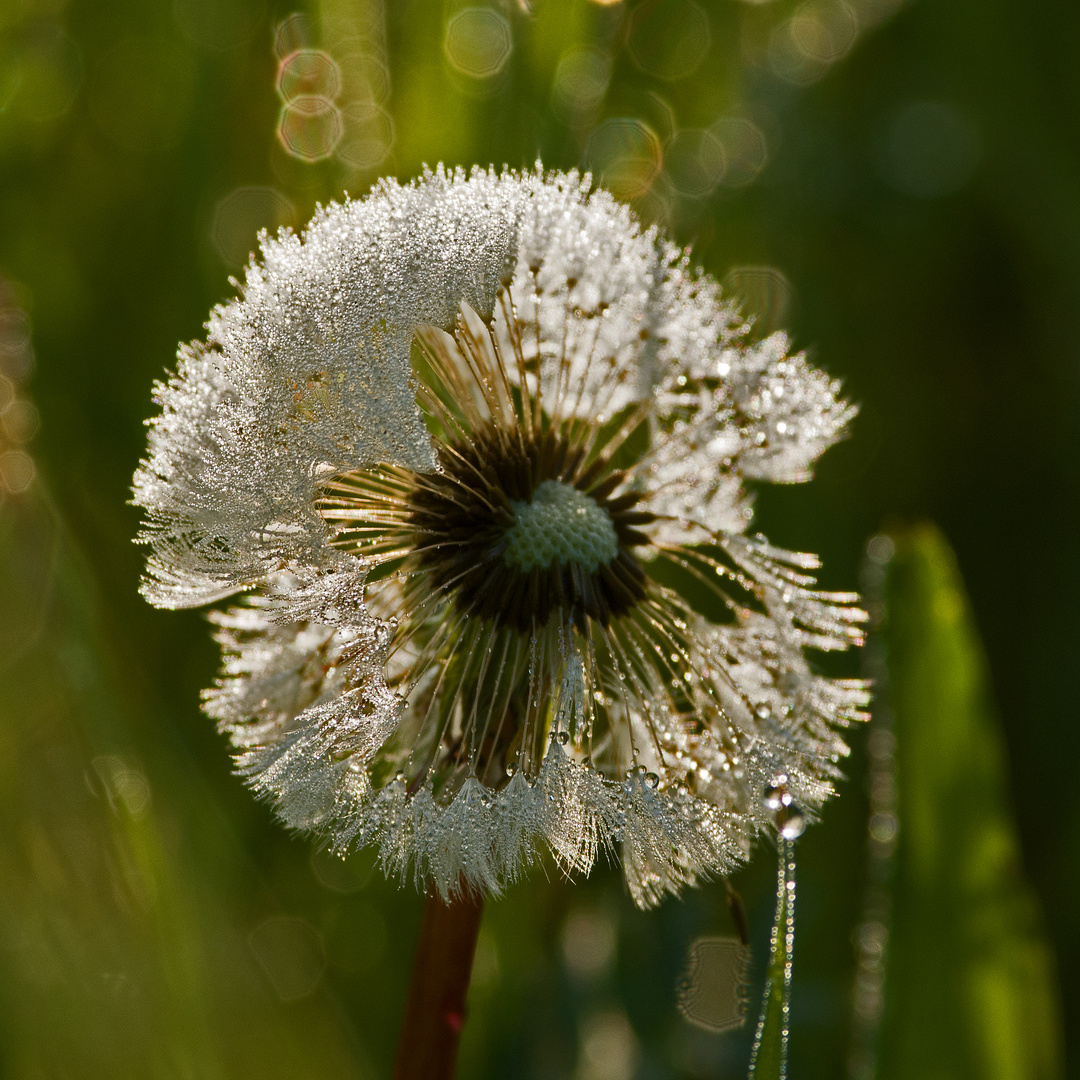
[393,886,485,1080]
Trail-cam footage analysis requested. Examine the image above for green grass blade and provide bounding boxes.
[877,525,1063,1080]
[748,839,795,1080]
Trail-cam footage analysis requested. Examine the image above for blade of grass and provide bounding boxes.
[875,525,1063,1080]
[748,838,795,1080]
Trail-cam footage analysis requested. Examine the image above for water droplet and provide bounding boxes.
[554,730,570,746]
[645,772,660,789]
[755,703,772,719]
[762,781,786,810]
[778,805,806,840]
[505,762,518,777]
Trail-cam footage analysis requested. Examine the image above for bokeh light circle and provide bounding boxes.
[339,53,392,105]
[0,449,35,494]
[274,13,312,61]
[277,95,344,162]
[585,118,663,199]
[0,308,33,380]
[665,129,725,196]
[770,0,858,84]
[276,49,342,102]
[553,49,611,113]
[444,8,513,78]
[337,101,395,171]
[789,0,858,63]
[722,265,793,335]
[2,400,40,444]
[711,117,769,187]
[628,0,711,81]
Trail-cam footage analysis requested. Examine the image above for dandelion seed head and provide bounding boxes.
[134,165,868,906]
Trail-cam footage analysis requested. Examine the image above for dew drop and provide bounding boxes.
[505,761,518,777]
[645,772,660,789]
[762,782,786,811]
[755,703,772,719]
[778,805,806,840]
[554,730,570,746]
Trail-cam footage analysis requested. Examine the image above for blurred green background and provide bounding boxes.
[0,0,1075,1076]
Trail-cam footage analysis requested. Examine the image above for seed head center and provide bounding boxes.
[504,480,619,573]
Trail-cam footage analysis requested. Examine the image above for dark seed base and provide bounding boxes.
[405,426,653,632]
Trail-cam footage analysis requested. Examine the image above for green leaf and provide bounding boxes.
[877,525,1063,1080]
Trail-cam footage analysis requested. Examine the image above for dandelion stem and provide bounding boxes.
[393,886,484,1080]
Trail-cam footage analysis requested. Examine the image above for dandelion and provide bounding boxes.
[133,165,867,909]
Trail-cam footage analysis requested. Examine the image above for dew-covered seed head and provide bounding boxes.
[134,165,869,908]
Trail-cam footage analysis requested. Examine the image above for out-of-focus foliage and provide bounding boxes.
[0,484,391,1077]
[875,526,1062,1080]
[1,0,1077,1075]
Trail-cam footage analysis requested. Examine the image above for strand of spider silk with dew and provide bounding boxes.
[393,885,485,1080]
